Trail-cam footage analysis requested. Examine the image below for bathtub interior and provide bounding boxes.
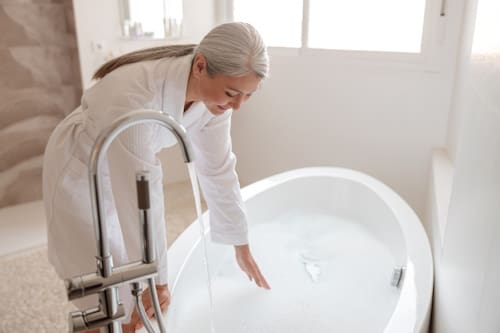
[161,174,412,333]
[244,176,407,264]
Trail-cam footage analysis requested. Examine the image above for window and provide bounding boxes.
[471,0,500,54]
[232,0,427,53]
[233,0,303,48]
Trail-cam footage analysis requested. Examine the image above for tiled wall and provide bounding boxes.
[0,0,81,208]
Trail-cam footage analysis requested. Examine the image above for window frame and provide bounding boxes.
[222,0,447,71]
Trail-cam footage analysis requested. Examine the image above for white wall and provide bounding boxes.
[445,0,477,163]
[432,0,500,331]
[231,0,466,218]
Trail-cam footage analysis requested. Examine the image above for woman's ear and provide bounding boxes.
[192,53,207,79]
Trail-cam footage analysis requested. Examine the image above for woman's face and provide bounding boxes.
[193,54,262,116]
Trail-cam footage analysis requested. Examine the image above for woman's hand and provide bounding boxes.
[234,244,271,289]
[122,284,170,332]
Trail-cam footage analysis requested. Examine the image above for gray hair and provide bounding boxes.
[92,22,268,80]
[196,22,269,78]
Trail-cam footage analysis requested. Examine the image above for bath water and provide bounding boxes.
[187,162,216,333]
[167,210,401,333]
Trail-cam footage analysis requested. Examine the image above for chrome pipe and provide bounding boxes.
[69,303,125,333]
[66,262,158,300]
[147,278,167,333]
[131,282,156,333]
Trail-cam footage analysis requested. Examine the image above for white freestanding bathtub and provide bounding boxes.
[144,167,433,333]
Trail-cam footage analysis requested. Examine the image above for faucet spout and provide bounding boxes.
[67,109,193,333]
[88,110,193,275]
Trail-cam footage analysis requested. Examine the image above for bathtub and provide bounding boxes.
[143,167,433,333]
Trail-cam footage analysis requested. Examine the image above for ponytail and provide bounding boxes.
[92,44,196,80]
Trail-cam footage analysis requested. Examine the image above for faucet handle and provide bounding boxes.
[136,171,151,210]
[69,310,87,333]
[68,304,125,332]
[136,171,155,264]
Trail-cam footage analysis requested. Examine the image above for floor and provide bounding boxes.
[0,180,205,333]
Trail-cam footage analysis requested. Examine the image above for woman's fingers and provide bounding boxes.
[134,320,144,330]
[235,244,271,290]
[248,261,270,289]
[159,299,170,312]
[129,284,170,330]
[122,322,136,333]
[157,284,171,314]
[127,309,142,332]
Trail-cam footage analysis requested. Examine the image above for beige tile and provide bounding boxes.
[0,87,75,129]
[0,162,42,207]
[63,1,76,35]
[0,130,50,172]
[0,5,31,46]
[10,46,77,86]
[3,3,76,47]
[0,49,34,88]
[0,0,89,207]
[0,1,64,3]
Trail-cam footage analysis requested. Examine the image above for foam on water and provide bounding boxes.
[168,208,401,332]
[300,253,321,282]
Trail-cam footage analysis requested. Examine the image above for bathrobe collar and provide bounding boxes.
[161,54,194,122]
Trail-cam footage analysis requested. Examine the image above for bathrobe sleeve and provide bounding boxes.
[190,110,249,245]
[106,119,169,285]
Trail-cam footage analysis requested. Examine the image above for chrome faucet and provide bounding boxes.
[65,110,194,333]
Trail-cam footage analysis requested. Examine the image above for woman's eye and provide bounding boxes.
[225,91,236,98]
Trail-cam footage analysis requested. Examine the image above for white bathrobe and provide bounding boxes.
[42,54,248,319]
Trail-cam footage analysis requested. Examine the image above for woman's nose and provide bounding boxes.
[230,95,245,110]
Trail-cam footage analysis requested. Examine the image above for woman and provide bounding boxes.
[43,22,270,332]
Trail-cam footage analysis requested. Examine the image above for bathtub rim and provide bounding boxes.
[165,167,433,332]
